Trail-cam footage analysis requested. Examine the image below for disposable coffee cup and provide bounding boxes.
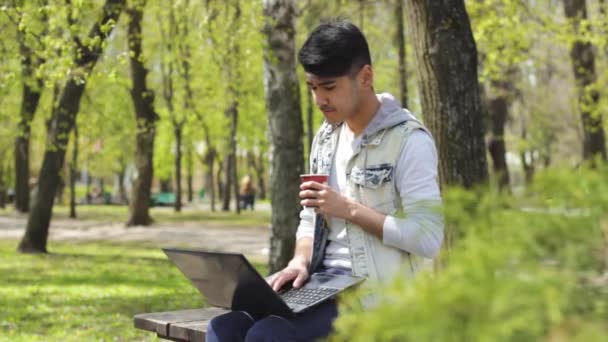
[299,174,329,184]
[300,174,328,208]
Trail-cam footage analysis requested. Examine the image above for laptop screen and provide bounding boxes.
[164,249,246,308]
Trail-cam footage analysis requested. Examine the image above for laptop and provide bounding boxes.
[163,248,365,319]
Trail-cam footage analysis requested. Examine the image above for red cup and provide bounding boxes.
[300,174,329,184]
[300,174,328,208]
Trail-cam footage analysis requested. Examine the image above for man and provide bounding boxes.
[206,20,443,342]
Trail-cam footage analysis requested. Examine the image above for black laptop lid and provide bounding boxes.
[163,248,293,319]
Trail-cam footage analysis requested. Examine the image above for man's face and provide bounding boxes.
[305,71,362,124]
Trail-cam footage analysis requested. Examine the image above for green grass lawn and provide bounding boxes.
[0,239,266,341]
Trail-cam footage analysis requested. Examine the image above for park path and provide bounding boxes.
[0,213,270,262]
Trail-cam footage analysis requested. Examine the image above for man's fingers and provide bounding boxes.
[293,271,309,288]
[299,189,317,199]
[272,272,295,292]
[300,181,325,190]
[267,273,277,287]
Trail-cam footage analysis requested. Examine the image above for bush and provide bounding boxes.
[331,166,608,341]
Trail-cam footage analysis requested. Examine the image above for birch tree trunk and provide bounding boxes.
[262,0,304,273]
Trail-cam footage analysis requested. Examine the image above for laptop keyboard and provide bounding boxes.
[280,287,339,306]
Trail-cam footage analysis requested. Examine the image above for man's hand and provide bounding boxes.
[300,181,387,240]
[268,256,310,292]
[299,181,352,219]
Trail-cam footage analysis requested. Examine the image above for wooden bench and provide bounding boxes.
[134,307,228,341]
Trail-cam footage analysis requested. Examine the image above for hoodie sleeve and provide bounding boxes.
[382,130,444,258]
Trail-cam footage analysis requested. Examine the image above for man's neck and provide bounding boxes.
[346,92,381,137]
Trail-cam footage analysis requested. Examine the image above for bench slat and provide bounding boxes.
[134,307,228,340]
[169,321,210,341]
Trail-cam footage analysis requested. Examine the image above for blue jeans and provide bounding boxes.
[206,267,349,342]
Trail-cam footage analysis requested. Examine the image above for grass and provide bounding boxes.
[2,204,271,227]
[0,239,266,342]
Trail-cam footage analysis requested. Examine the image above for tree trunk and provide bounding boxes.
[187,166,193,203]
[221,156,231,211]
[217,157,225,207]
[257,152,267,200]
[223,2,241,215]
[186,144,193,203]
[563,0,607,162]
[117,167,128,204]
[174,125,183,212]
[126,0,158,226]
[487,79,513,190]
[159,5,185,213]
[404,0,488,188]
[0,162,5,209]
[69,124,78,218]
[15,31,44,213]
[395,0,408,108]
[263,0,304,273]
[18,0,125,253]
[306,87,314,152]
[85,171,92,204]
[174,5,202,206]
[55,172,65,205]
[204,146,217,211]
[229,103,239,215]
[247,150,266,201]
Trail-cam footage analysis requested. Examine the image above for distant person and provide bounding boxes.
[207,20,444,341]
[239,175,255,210]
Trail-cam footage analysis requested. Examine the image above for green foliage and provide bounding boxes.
[332,166,608,341]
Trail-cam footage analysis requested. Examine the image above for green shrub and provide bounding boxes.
[332,166,608,341]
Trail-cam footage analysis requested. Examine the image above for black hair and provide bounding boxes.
[298,20,371,78]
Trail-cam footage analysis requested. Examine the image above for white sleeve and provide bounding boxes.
[295,207,315,240]
[382,130,444,258]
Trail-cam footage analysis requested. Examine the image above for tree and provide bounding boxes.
[485,78,514,189]
[262,0,304,273]
[5,2,48,213]
[158,3,187,213]
[126,0,159,226]
[394,0,408,108]
[18,0,125,253]
[15,29,44,213]
[467,0,533,190]
[563,0,607,162]
[223,2,242,214]
[68,123,78,218]
[404,0,488,188]
[202,0,244,213]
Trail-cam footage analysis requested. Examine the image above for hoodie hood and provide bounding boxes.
[356,92,418,145]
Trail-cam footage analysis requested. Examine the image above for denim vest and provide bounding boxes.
[308,119,429,283]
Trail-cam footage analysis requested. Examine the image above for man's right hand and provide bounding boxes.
[267,256,310,292]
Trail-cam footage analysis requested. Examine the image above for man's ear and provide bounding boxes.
[359,65,374,88]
